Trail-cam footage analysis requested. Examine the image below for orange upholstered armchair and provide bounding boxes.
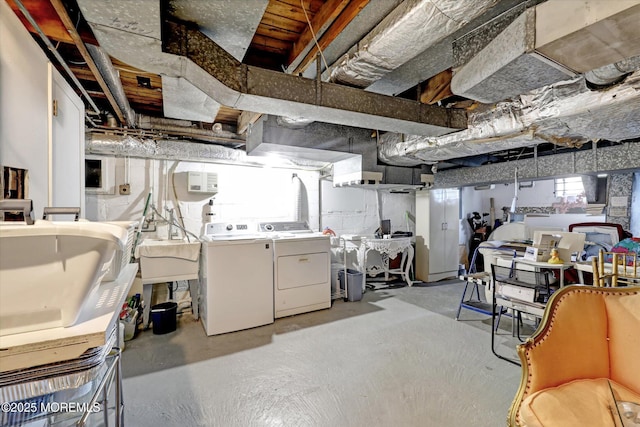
[508,285,640,427]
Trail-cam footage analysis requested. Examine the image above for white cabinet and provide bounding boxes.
[415,188,460,282]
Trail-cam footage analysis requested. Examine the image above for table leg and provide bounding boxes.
[189,278,199,320]
[404,245,414,286]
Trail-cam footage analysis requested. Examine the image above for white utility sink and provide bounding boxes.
[137,239,201,283]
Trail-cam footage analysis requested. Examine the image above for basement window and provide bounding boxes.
[554,177,584,198]
[85,155,115,194]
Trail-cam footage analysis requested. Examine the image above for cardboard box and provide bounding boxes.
[524,246,550,262]
[501,283,537,303]
[524,233,562,262]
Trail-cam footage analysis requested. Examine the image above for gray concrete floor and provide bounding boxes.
[121,279,526,426]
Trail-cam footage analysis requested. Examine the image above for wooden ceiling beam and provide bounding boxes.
[420,69,454,105]
[251,34,292,54]
[8,0,72,43]
[291,0,371,75]
[237,111,263,135]
[287,0,350,70]
[49,0,129,126]
[261,11,307,33]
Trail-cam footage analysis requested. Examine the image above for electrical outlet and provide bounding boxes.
[119,184,131,195]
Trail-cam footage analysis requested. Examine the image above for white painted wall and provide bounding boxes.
[86,156,320,237]
[0,1,49,218]
[320,180,415,236]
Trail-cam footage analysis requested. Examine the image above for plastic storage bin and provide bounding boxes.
[338,269,363,302]
[151,302,177,334]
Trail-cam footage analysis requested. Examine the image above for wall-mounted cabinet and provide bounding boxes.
[415,188,460,282]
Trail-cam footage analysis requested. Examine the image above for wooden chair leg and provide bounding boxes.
[592,257,601,287]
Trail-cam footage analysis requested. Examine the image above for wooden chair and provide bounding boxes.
[508,285,640,426]
[592,250,639,287]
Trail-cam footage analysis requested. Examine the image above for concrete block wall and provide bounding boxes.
[632,173,640,237]
[85,156,320,237]
[320,179,415,237]
[461,179,557,221]
[608,172,634,232]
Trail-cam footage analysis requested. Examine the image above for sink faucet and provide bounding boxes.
[149,204,199,243]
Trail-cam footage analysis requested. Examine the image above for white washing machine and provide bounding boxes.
[200,222,274,335]
[259,222,331,318]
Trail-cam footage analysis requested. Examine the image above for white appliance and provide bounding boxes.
[188,171,218,194]
[259,222,331,318]
[200,222,274,335]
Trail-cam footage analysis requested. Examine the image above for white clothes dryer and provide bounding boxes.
[259,222,331,318]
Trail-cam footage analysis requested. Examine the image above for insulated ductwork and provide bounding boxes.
[85,133,328,169]
[161,76,221,122]
[328,0,499,88]
[136,115,242,145]
[87,17,220,124]
[451,0,640,103]
[450,8,575,103]
[585,55,640,86]
[380,71,640,165]
[86,44,136,126]
[246,115,430,188]
[76,0,465,137]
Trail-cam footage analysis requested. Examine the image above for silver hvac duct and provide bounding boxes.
[585,55,640,86]
[76,0,465,137]
[85,133,328,170]
[379,70,640,165]
[328,0,499,88]
[86,44,136,126]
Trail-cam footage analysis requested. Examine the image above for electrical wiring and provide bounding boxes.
[299,0,330,73]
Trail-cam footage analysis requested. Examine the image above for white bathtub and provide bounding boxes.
[0,220,128,336]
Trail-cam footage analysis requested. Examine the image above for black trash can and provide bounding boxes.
[338,269,363,302]
[151,301,177,334]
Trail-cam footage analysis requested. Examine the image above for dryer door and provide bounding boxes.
[277,252,329,289]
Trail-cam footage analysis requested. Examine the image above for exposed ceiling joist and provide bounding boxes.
[237,111,264,135]
[286,0,351,72]
[290,0,371,75]
[420,69,453,105]
[49,0,128,125]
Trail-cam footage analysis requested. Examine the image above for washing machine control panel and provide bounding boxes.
[259,221,310,233]
[205,222,257,236]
